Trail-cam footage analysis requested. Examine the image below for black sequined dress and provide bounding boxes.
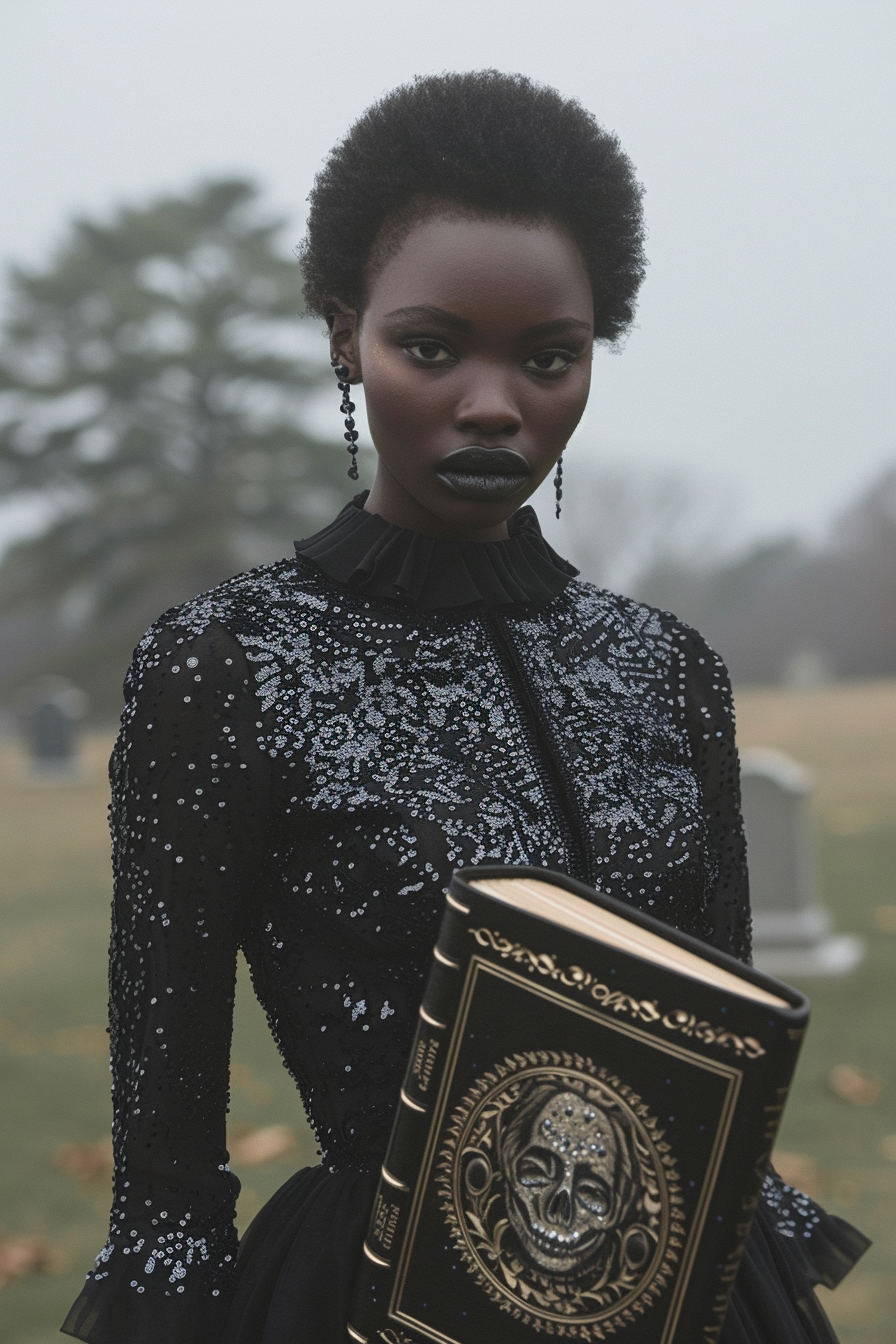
[63,497,867,1344]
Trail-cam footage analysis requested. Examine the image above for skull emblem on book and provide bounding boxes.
[439,1053,682,1331]
[505,1088,632,1275]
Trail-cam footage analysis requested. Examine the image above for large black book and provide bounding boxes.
[348,866,809,1344]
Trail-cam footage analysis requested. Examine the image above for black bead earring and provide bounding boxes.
[553,454,564,519]
[333,362,359,480]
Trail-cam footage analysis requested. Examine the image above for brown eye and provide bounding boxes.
[524,350,573,375]
[405,340,455,364]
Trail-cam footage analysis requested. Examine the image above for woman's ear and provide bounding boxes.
[327,302,361,382]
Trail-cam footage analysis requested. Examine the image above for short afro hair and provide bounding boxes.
[300,71,646,345]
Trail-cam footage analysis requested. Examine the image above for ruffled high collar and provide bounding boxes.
[294,493,577,611]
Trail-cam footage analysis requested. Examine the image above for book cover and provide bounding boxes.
[348,865,809,1344]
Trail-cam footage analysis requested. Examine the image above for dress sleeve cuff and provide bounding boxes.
[62,1269,232,1344]
[761,1168,871,1289]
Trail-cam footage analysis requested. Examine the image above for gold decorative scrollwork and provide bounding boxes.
[468,927,765,1059]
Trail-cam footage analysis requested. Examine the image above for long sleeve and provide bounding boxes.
[63,618,269,1344]
[677,624,753,964]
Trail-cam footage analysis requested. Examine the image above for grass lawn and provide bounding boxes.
[0,679,894,1342]
[737,680,896,1341]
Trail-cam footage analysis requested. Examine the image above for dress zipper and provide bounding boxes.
[486,612,590,882]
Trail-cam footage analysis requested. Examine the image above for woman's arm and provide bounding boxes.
[62,618,269,1344]
[678,625,753,964]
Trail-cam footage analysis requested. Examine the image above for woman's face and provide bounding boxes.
[332,213,594,540]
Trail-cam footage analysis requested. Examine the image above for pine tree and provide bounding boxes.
[0,179,354,715]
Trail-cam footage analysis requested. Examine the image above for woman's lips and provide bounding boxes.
[436,446,531,501]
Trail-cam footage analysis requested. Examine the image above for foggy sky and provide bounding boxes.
[1,0,894,544]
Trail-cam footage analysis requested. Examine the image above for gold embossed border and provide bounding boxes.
[390,958,742,1344]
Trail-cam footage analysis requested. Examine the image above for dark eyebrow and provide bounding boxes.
[521,317,593,340]
[382,307,593,341]
[383,305,474,334]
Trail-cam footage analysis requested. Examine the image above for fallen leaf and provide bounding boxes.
[229,1124,297,1166]
[0,1237,67,1289]
[54,1138,113,1183]
[772,1151,821,1198]
[878,1135,896,1163]
[829,1064,881,1107]
[873,905,896,933]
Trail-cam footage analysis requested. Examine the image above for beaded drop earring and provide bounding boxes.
[333,362,360,480]
[553,454,564,519]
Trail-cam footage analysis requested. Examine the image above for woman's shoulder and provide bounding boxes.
[147,556,329,645]
[122,556,330,699]
[558,576,726,672]
[557,577,737,739]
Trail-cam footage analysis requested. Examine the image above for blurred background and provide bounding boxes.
[0,1,894,1339]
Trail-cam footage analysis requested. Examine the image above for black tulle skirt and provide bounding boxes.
[222,1166,868,1344]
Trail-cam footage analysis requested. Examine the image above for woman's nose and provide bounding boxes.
[453,369,522,439]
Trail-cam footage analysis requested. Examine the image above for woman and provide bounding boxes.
[63,72,867,1344]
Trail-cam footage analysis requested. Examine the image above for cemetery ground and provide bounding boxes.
[1,681,895,1343]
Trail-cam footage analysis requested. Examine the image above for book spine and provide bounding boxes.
[347,891,471,1344]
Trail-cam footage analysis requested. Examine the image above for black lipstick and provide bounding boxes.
[436,446,532,501]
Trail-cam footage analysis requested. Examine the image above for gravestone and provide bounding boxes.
[740,747,863,977]
[18,676,88,779]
